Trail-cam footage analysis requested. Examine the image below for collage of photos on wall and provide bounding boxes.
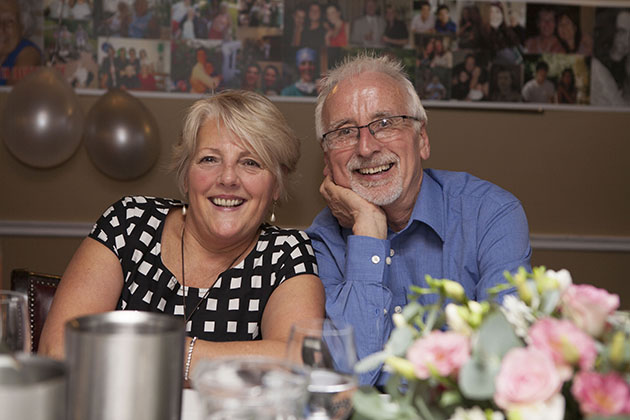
[1,0,630,107]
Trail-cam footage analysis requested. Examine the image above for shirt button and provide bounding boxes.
[385,257,392,265]
[394,305,402,313]
[371,255,380,264]
[383,308,388,315]
[390,249,395,257]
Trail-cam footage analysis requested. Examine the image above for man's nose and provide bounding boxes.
[356,126,381,156]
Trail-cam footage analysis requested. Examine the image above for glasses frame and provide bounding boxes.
[321,115,421,150]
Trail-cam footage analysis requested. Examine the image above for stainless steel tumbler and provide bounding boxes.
[65,311,185,420]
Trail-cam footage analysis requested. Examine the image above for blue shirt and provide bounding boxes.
[306,169,531,386]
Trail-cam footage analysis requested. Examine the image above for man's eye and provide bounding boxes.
[339,127,354,136]
[377,119,393,129]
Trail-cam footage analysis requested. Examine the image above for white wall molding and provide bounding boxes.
[1,220,629,252]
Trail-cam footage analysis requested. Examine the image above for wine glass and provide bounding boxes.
[285,318,358,420]
[0,291,31,354]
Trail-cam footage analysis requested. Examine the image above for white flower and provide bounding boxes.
[445,303,473,336]
[545,269,573,291]
[505,394,565,420]
[448,406,504,420]
[500,295,535,338]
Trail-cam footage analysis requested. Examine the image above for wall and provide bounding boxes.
[1,91,629,307]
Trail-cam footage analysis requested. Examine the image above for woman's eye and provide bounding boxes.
[199,156,218,163]
[243,159,261,168]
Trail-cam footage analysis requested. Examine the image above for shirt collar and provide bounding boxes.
[406,170,445,242]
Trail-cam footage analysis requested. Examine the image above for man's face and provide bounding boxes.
[365,0,377,16]
[308,4,321,22]
[535,68,547,83]
[298,59,314,82]
[537,10,556,38]
[420,4,430,19]
[0,0,21,58]
[438,8,449,24]
[294,9,305,25]
[612,11,630,59]
[321,72,429,209]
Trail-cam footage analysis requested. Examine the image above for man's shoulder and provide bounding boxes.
[426,169,520,206]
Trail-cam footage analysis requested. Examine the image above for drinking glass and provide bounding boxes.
[285,318,358,420]
[192,356,309,420]
[0,291,30,354]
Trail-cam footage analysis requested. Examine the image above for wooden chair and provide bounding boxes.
[10,269,61,353]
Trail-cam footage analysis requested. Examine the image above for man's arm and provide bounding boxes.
[309,176,393,385]
[476,199,532,301]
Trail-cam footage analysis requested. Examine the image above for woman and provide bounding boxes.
[262,64,280,95]
[481,2,523,65]
[240,63,261,91]
[324,3,348,47]
[556,67,577,104]
[39,91,325,381]
[556,9,592,55]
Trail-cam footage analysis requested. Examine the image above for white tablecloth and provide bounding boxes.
[181,389,203,420]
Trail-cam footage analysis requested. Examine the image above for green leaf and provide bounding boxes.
[458,354,501,400]
[386,326,416,357]
[476,311,523,358]
[439,389,462,407]
[351,387,421,420]
[401,301,423,322]
[355,351,388,373]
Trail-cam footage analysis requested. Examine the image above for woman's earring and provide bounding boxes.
[270,201,277,223]
[182,205,187,216]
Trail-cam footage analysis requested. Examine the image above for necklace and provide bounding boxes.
[180,223,246,323]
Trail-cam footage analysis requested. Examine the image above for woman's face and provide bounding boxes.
[244,65,260,87]
[489,5,503,29]
[308,4,321,23]
[557,15,575,43]
[326,6,339,23]
[264,67,277,86]
[612,11,630,59]
[186,119,278,245]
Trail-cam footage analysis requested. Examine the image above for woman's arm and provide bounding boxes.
[186,274,324,382]
[38,237,124,359]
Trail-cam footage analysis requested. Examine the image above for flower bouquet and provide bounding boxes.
[352,267,630,420]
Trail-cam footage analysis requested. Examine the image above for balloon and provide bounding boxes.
[0,67,84,168]
[84,89,160,180]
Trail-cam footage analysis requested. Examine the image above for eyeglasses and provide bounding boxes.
[322,115,420,150]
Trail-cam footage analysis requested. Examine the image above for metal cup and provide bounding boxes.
[65,311,185,420]
[0,353,66,420]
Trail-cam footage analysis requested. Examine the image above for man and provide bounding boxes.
[524,6,563,54]
[350,0,386,48]
[522,60,555,103]
[0,0,42,85]
[434,5,456,33]
[281,47,317,96]
[189,48,221,93]
[306,55,531,386]
[410,1,434,34]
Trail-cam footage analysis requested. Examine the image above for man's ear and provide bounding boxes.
[419,124,431,161]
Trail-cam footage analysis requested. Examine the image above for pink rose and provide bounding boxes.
[572,371,630,415]
[528,317,597,379]
[494,347,562,409]
[406,331,470,380]
[561,284,619,337]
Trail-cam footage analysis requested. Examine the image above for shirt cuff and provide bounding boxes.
[345,235,391,282]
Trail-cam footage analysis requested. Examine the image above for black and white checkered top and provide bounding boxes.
[89,196,318,341]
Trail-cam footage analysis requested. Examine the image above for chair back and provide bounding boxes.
[10,269,61,353]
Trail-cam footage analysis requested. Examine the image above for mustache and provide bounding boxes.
[346,152,399,172]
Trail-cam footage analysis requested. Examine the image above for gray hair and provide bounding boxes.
[315,53,427,140]
[171,90,300,202]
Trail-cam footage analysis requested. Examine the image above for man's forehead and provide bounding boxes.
[617,11,630,30]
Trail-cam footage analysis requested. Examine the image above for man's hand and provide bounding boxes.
[319,175,387,239]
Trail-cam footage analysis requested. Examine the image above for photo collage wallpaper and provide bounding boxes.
[2,0,630,107]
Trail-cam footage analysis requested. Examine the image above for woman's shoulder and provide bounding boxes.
[260,224,312,246]
[102,196,183,220]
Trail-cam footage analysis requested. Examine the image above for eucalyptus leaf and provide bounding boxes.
[458,355,501,400]
[476,311,523,358]
[386,326,416,356]
[402,301,423,322]
[352,387,421,420]
[355,351,388,373]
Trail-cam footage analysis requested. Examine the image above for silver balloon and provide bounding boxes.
[0,67,84,168]
[84,89,160,180]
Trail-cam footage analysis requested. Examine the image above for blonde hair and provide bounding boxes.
[171,90,300,201]
[315,53,427,140]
